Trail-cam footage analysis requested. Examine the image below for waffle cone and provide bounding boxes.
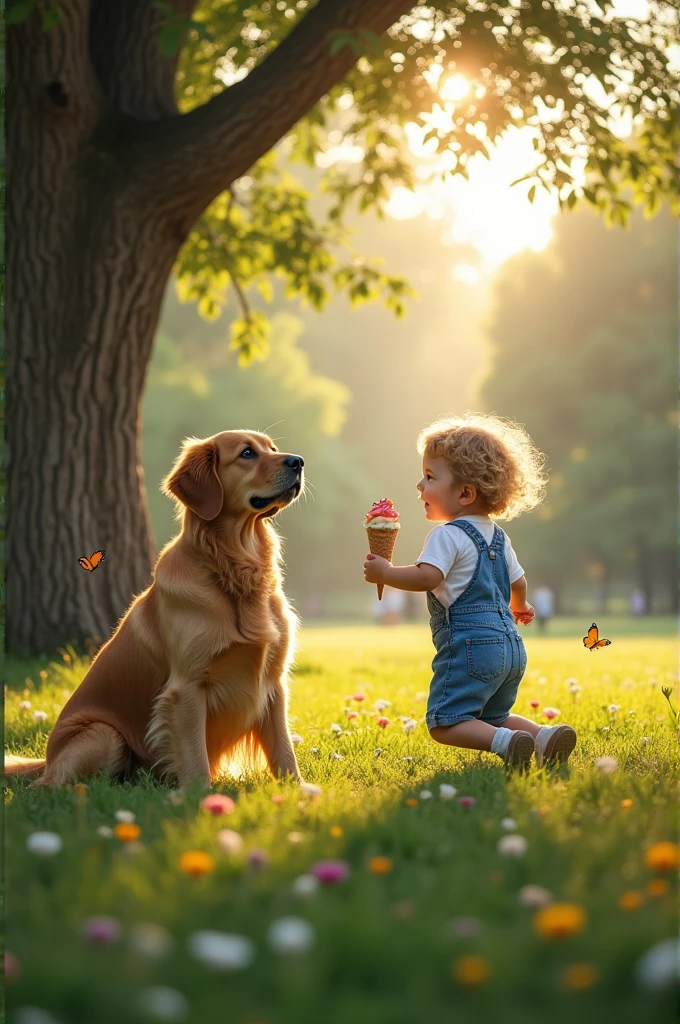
[366,525,399,600]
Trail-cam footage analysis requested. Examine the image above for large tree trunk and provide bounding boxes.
[7,3,184,653]
[7,0,411,655]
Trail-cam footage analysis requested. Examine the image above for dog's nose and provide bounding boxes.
[283,455,304,471]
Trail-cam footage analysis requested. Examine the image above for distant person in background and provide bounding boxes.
[373,585,406,626]
[629,587,647,617]
[533,585,555,635]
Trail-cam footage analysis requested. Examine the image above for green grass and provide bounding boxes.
[5,627,678,1024]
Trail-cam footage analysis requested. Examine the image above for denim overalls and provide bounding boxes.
[425,519,527,731]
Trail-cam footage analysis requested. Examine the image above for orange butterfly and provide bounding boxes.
[79,550,106,572]
[583,623,611,651]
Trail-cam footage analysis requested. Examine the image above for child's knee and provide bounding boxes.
[429,724,448,744]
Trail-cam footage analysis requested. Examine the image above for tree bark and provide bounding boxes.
[7,2,185,653]
[7,0,414,655]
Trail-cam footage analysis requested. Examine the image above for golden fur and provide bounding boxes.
[5,431,305,788]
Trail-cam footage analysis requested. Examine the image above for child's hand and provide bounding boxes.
[364,553,391,586]
[511,602,535,625]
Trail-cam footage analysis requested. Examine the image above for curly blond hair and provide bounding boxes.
[416,412,548,520]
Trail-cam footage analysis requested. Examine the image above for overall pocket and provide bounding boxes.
[465,637,506,683]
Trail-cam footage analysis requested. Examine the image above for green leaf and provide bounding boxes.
[356,29,383,57]
[158,22,184,57]
[328,31,362,58]
[42,0,61,30]
[528,185,536,204]
[6,0,36,24]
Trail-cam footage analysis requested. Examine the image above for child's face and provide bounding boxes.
[417,456,460,522]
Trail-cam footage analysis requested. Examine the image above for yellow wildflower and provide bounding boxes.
[114,823,141,843]
[452,955,490,987]
[618,891,644,911]
[329,826,343,838]
[533,903,586,941]
[368,856,393,875]
[179,850,216,877]
[562,963,599,991]
[647,878,670,898]
[644,842,680,873]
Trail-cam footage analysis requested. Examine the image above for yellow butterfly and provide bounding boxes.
[79,550,106,572]
[583,623,611,651]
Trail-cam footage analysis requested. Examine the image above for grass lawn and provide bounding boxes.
[5,626,679,1024]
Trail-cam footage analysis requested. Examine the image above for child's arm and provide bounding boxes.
[364,554,443,593]
[509,575,535,624]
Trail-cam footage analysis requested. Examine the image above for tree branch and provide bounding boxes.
[148,0,412,226]
[89,0,197,118]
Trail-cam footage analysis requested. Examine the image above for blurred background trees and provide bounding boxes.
[143,197,677,618]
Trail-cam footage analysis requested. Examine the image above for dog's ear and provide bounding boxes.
[161,438,223,520]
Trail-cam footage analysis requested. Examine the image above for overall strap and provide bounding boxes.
[445,519,488,550]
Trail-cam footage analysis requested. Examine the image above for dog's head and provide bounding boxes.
[162,431,304,522]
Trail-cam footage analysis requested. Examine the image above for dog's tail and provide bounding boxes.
[4,755,46,779]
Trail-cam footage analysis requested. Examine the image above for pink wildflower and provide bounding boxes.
[377,717,391,728]
[271,794,285,805]
[543,707,560,721]
[311,860,350,885]
[82,916,122,945]
[247,848,270,871]
[346,710,358,720]
[201,794,236,816]
[458,797,476,809]
[5,951,20,980]
[530,700,540,709]
[353,693,365,702]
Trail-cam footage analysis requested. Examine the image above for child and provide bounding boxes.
[363,412,577,771]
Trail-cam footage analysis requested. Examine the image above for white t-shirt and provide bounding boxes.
[415,515,524,609]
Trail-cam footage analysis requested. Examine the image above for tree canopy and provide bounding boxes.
[480,202,677,609]
[11,0,676,358]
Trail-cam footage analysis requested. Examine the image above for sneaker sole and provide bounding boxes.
[506,732,535,771]
[538,725,577,767]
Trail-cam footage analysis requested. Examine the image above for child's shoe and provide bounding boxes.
[504,730,535,772]
[534,725,577,768]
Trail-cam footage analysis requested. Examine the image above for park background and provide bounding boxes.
[141,193,677,626]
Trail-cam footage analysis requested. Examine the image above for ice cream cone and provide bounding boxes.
[366,525,399,601]
[364,499,401,601]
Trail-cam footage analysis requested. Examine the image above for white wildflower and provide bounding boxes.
[114,809,135,824]
[138,986,188,1021]
[97,826,113,839]
[187,931,254,971]
[608,704,621,714]
[439,784,457,801]
[290,733,303,745]
[497,835,528,858]
[26,832,62,857]
[634,938,679,991]
[300,782,322,799]
[518,884,553,907]
[419,790,433,801]
[330,723,343,734]
[216,829,243,855]
[291,874,319,897]
[18,700,31,710]
[374,699,392,712]
[500,817,518,831]
[267,917,315,955]
[13,1009,60,1024]
[402,719,417,734]
[32,710,48,722]
[595,756,618,774]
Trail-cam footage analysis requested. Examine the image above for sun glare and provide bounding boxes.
[385,125,559,275]
[439,73,470,102]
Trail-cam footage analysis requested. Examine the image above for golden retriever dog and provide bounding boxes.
[6,431,304,789]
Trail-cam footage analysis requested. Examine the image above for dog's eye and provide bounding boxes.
[240,447,257,459]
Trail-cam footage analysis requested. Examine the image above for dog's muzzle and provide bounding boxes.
[250,456,304,513]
